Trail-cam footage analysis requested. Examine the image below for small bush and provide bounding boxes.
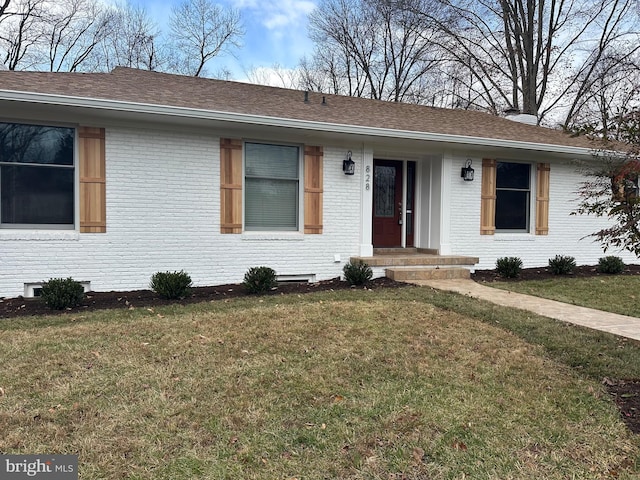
[495,257,523,278]
[597,256,625,274]
[150,270,192,299]
[41,277,85,310]
[548,255,576,275]
[243,266,277,294]
[343,259,373,286]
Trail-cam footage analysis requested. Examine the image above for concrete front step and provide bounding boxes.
[386,266,471,281]
[352,254,479,267]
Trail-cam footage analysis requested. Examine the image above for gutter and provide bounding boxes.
[0,89,595,157]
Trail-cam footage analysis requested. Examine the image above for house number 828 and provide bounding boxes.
[365,165,371,190]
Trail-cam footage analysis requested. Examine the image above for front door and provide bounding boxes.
[373,159,403,247]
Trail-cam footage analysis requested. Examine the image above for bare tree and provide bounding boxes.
[303,0,444,102]
[0,0,46,70]
[42,0,112,72]
[168,0,243,77]
[554,1,640,129]
[97,2,164,71]
[0,0,116,71]
[0,0,11,21]
[421,0,640,124]
[564,52,640,136]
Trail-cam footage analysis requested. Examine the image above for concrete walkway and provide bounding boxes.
[416,279,640,342]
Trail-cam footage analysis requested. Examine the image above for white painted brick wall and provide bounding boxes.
[0,126,364,297]
[3,121,632,298]
[448,155,639,269]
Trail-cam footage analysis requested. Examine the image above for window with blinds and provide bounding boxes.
[244,142,300,231]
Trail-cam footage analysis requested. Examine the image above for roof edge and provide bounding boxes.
[0,89,595,156]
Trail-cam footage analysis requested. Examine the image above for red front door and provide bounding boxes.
[372,159,403,247]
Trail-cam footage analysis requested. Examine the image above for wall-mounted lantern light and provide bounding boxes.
[343,150,355,175]
[461,159,474,181]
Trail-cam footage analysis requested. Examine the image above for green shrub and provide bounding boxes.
[243,266,277,294]
[597,256,625,274]
[495,257,523,278]
[548,255,576,275]
[40,277,85,310]
[343,259,373,286]
[150,270,192,299]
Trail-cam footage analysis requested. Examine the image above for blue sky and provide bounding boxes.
[134,0,317,81]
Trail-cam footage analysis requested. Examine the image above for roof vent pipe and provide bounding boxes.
[304,91,309,103]
[322,96,327,106]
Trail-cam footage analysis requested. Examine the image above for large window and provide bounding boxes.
[495,161,531,231]
[0,122,75,227]
[244,142,300,231]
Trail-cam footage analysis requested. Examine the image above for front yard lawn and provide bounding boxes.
[0,287,638,479]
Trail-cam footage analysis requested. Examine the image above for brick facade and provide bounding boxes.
[0,123,633,298]
[0,126,363,297]
[447,154,637,269]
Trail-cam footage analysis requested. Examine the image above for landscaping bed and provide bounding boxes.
[472,263,640,282]
[0,276,404,319]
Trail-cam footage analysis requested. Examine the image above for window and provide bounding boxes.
[244,142,300,231]
[495,161,531,231]
[0,122,75,228]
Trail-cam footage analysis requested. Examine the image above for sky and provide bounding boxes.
[135,0,317,82]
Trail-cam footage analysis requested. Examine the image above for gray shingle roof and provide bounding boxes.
[0,67,598,150]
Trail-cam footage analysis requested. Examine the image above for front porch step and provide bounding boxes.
[386,266,471,281]
[352,254,480,267]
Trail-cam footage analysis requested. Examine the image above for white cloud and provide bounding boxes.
[230,0,316,30]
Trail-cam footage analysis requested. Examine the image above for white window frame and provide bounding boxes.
[243,140,303,232]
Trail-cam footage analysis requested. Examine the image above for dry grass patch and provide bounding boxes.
[0,294,637,479]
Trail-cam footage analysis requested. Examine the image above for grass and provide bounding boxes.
[489,276,640,318]
[0,287,639,479]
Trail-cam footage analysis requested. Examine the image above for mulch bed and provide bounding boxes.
[471,263,640,283]
[2,266,640,434]
[0,276,406,320]
[605,379,640,434]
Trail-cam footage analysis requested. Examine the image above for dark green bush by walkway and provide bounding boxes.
[495,257,523,278]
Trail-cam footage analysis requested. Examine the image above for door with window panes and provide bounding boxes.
[372,160,415,247]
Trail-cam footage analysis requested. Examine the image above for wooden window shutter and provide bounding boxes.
[79,127,106,233]
[536,163,550,235]
[220,138,243,233]
[480,158,496,235]
[304,146,323,234]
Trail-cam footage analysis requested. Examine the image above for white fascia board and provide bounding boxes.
[0,89,594,156]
